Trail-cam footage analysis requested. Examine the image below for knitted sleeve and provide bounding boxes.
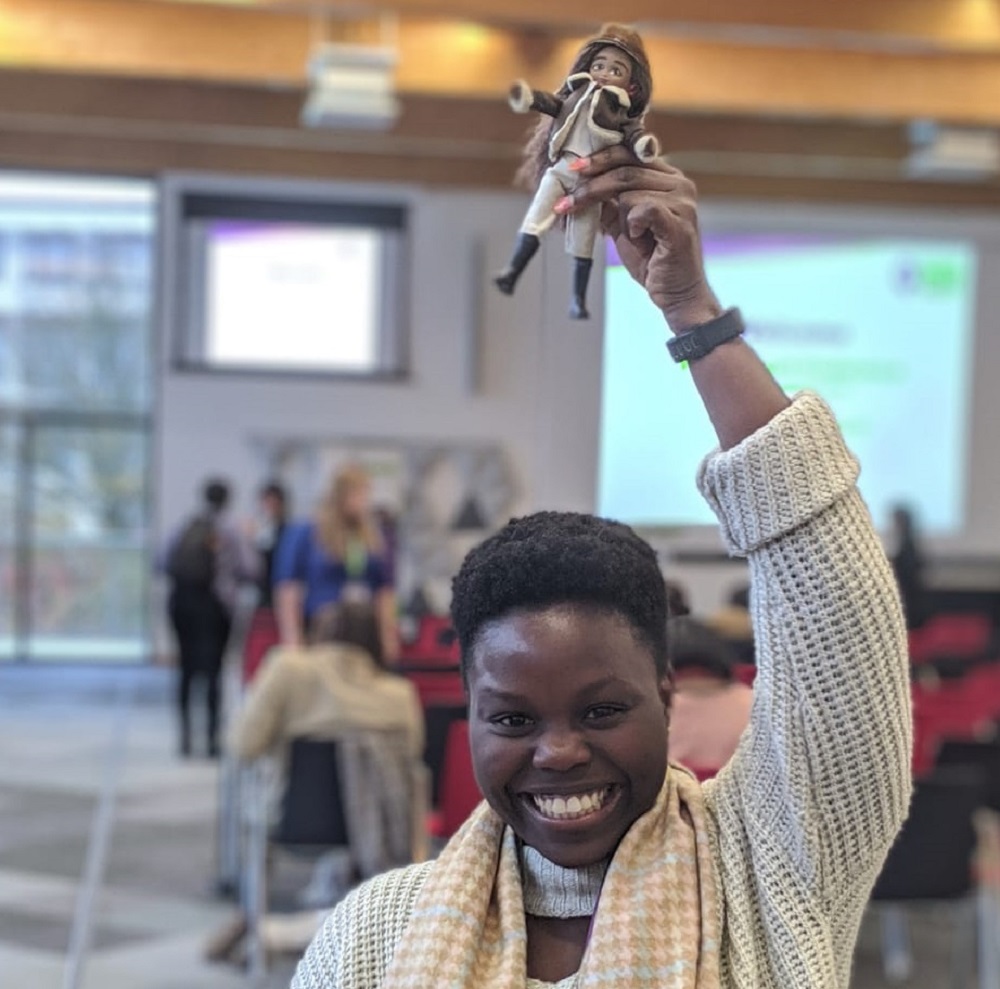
[291,861,433,988]
[699,392,912,982]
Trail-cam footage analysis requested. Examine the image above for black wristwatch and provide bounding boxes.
[666,307,745,363]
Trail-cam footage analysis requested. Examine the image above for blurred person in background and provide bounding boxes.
[705,581,754,665]
[241,480,289,684]
[664,578,691,617]
[667,615,753,780]
[230,600,423,799]
[161,477,257,758]
[274,464,399,662]
[208,601,426,964]
[889,503,929,631]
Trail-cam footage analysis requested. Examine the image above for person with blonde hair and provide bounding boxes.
[273,464,398,661]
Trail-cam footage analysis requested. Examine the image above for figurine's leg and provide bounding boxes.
[567,204,599,320]
[569,258,593,320]
[495,169,565,295]
[494,232,540,295]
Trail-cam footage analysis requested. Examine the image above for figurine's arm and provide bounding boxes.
[621,117,662,163]
[508,79,563,117]
[594,87,662,163]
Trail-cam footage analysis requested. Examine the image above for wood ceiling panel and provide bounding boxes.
[0,68,988,206]
[4,1,1000,126]
[203,0,1000,52]
[3,2,1000,203]
[0,70,908,162]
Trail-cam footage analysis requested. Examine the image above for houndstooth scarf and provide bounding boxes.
[382,767,721,988]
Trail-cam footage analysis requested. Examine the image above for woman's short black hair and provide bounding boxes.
[450,511,669,680]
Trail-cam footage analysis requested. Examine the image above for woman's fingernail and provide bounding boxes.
[569,157,591,172]
[553,196,573,214]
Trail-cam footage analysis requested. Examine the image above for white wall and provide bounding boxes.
[156,179,605,543]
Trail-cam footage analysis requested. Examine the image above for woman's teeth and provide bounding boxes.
[531,787,611,821]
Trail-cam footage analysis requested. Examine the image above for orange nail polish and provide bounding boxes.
[569,157,591,172]
[553,196,573,214]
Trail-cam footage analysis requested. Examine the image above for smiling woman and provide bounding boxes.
[469,604,671,871]
[291,150,913,989]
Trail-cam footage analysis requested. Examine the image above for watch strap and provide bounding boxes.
[666,307,745,363]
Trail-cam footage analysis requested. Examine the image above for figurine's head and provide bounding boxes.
[570,24,652,117]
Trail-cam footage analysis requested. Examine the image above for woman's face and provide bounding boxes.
[260,492,284,523]
[339,480,370,522]
[468,604,671,868]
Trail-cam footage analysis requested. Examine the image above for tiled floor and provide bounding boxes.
[0,665,298,988]
[0,663,981,988]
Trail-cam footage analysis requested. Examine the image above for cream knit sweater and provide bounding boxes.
[291,392,913,989]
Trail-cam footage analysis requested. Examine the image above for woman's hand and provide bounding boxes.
[563,148,789,448]
[561,148,721,333]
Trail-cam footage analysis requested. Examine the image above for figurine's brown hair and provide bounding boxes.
[514,24,653,192]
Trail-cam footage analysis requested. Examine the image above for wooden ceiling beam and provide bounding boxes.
[3,116,997,210]
[5,2,1000,124]
[0,69,910,162]
[179,0,1000,53]
[0,68,996,205]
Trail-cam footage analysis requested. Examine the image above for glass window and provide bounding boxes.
[0,175,153,412]
[0,423,18,661]
[27,424,148,661]
[0,173,154,662]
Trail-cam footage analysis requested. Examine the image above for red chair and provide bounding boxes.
[962,662,1000,724]
[399,615,464,709]
[242,607,280,684]
[405,670,466,708]
[912,673,998,776]
[909,613,992,665]
[436,720,482,838]
[399,615,460,668]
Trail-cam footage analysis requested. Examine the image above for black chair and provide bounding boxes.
[242,738,350,978]
[423,702,468,805]
[937,740,1000,813]
[274,738,349,846]
[872,766,986,987]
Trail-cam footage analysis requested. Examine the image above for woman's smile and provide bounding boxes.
[524,783,616,821]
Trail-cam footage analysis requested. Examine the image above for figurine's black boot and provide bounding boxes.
[495,233,540,295]
[569,256,593,320]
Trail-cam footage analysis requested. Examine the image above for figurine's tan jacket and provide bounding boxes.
[533,72,652,162]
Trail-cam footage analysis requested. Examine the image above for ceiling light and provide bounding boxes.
[906,119,1000,181]
[301,42,400,131]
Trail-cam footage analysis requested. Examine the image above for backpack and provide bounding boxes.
[166,515,217,586]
